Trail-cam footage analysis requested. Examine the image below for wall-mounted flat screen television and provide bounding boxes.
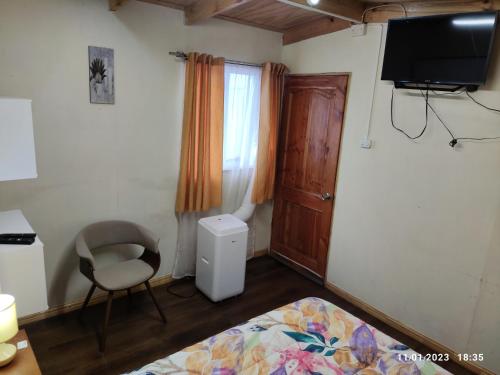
[381,11,498,91]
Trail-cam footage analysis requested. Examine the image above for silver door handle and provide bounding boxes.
[320,192,333,201]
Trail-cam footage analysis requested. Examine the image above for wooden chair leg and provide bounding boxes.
[79,284,96,318]
[100,291,114,353]
[145,281,166,323]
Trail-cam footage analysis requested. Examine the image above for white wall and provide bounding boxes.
[2,1,499,370]
[0,0,281,307]
[282,25,500,373]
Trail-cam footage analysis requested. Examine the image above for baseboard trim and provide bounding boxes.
[19,274,173,327]
[19,253,270,327]
[254,248,269,257]
[325,282,494,375]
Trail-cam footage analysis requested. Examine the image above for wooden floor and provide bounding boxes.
[25,256,472,375]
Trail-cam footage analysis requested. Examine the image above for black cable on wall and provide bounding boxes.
[391,84,500,147]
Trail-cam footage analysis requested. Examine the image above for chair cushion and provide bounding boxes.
[93,259,154,291]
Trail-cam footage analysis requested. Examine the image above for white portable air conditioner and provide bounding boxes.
[195,214,248,302]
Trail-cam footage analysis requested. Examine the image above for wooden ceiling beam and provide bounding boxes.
[363,0,500,23]
[276,0,364,23]
[283,16,351,45]
[109,0,126,11]
[216,14,285,33]
[185,0,253,25]
[136,0,186,11]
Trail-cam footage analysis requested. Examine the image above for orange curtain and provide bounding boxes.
[175,53,225,213]
[252,62,288,204]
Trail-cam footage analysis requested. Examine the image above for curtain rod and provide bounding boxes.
[169,51,263,68]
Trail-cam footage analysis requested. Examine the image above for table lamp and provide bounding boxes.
[0,294,18,367]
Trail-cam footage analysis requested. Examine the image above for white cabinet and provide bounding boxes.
[0,210,48,317]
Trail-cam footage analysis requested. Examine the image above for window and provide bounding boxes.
[223,64,261,171]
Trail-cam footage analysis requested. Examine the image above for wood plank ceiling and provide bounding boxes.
[111,0,500,45]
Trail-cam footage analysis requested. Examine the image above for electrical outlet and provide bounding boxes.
[351,23,367,37]
[360,138,372,149]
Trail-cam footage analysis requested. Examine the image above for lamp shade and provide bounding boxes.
[0,98,37,182]
[0,295,18,343]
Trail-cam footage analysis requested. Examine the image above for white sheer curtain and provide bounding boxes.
[173,63,262,278]
[222,64,261,259]
[173,209,218,278]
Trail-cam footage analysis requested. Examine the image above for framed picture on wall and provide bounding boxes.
[88,46,114,104]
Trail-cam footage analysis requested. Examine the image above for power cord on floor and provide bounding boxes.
[166,276,198,298]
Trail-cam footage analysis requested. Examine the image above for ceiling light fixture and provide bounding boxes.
[306,0,320,6]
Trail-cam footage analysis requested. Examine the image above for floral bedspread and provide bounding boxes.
[127,297,451,375]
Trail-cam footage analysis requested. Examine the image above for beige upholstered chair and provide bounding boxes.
[76,220,166,352]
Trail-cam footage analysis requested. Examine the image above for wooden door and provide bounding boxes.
[270,74,348,278]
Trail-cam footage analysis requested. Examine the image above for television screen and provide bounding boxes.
[381,12,498,87]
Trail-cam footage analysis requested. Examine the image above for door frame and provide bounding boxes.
[270,72,352,280]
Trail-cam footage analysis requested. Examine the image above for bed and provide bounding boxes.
[127,297,451,374]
